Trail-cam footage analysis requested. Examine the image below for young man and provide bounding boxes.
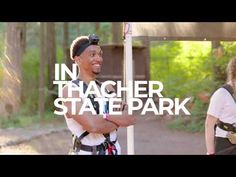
[62,34,136,155]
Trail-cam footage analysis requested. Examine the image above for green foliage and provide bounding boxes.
[213,42,236,83]
[0,56,3,86]
[151,41,216,133]
[0,111,58,128]
[98,23,112,44]
[21,46,57,115]
[56,46,64,63]
[26,23,40,48]
[80,22,96,35]
[222,42,236,57]
[0,64,3,84]
[0,22,116,124]
[21,47,40,115]
[167,97,208,133]
[157,41,236,133]
[167,116,205,133]
[70,22,112,44]
[151,41,212,98]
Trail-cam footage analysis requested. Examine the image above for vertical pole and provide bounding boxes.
[123,22,134,154]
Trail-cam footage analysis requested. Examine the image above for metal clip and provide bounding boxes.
[232,123,236,128]
[226,132,236,144]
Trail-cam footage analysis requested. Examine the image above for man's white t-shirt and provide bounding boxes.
[207,87,236,138]
[64,81,121,155]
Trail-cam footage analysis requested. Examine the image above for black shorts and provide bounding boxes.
[215,137,236,155]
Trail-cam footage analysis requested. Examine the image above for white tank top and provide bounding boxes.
[64,81,121,154]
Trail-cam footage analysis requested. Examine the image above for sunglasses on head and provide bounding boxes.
[88,34,99,45]
[75,34,100,56]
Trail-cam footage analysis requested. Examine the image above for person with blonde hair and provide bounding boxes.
[205,57,236,155]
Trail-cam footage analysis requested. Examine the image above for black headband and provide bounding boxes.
[75,34,100,56]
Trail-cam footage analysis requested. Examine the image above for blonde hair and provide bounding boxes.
[226,57,236,86]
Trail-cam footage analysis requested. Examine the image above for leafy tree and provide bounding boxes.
[151,41,212,98]
[213,42,236,84]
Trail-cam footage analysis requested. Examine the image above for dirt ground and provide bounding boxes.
[0,114,206,155]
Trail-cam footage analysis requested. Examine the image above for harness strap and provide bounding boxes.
[72,131,89,150]
[71,79,118,154]
[72,79,114,141]
[215,84,236,133]
[72,134,117,155]
[222,84,236,103]
[217,120,236,133]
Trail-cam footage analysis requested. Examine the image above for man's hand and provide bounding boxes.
[113,100,127,112]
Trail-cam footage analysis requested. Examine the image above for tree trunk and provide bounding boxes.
[22,23,27,54]
[46,22,56,91]
[142,37,150,83]
[46,23,56,110]
[211,41,224,82]
[77,22,80,36]
[112,22,122,44]
[63,22,69,61]
[1,23,24,117]
[64,23,73,74]
[38,22,46,118]
[95,22,100,35]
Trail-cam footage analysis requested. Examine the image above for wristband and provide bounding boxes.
[206,152,215,155]
[103,113,109,120]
